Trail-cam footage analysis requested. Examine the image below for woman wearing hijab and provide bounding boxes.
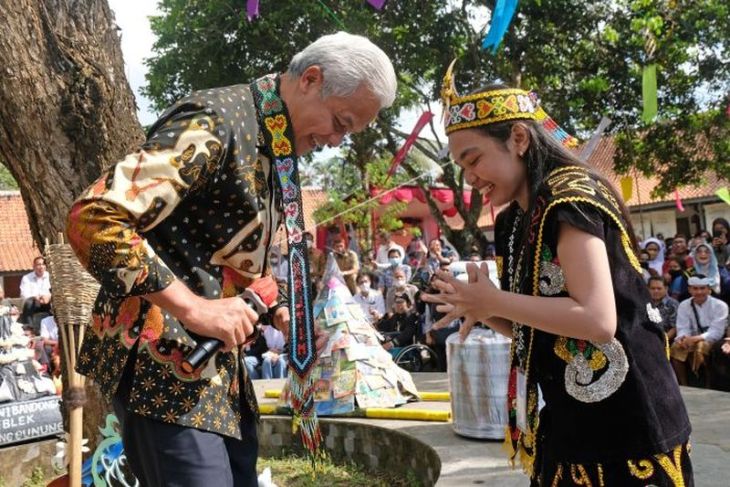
[691,242,721,295]
[642,237,665,276]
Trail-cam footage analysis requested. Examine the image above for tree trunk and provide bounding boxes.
[0,0,145,451]
[0,0,144,242]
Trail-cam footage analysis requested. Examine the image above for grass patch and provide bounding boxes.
[258,454,420,487]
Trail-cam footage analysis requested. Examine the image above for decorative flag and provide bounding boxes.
[716,187,730,206]
[642,64,658,123]
[385,111,434,182]
[366,0,388,9]
[674,189,685,212]
[246,0,259,20]
[481,0,520,53]
[620,176,633,202]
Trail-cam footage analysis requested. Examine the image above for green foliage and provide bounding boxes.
[0,162,19,190]
[144,0,728,238]
[20,468,45,487]
[257,454,418,486]
[144,0,452,113]
[609,0,730,196]
[312,156,408,248]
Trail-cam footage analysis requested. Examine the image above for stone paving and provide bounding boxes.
[254,373,730,486]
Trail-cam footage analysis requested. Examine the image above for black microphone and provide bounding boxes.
[181,268,278,373]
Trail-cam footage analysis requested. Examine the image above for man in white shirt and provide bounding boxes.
[19,256,52,328]
[375,231,406,266]
[353,273,385,322]
[670,275,729,386]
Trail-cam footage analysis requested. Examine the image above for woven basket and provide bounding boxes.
[44,241,99,329]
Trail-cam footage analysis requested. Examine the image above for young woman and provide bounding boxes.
[424,68,692,486]
[690,242,721,295]
[643,237,665,276]
[667,256,692,302]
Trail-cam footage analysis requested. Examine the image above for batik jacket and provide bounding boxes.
[67,83,285,439]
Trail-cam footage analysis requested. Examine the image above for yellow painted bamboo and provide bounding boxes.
[263,389,451,402]
[259,403,277,415]
[363,408,450,421]
[418,392,450,402]
[258,403,450,422]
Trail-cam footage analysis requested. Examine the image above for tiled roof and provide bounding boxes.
[585,137,727,208]
[301,187,330,234]
[0,192,38,273]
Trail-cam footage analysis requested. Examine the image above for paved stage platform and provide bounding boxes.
[254,373,730,486]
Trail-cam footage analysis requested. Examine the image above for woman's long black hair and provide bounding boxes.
[469,84,638,253]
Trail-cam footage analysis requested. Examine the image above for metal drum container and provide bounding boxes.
[447,328,511,439]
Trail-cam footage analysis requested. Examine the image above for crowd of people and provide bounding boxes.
[8,223,730,392]
[256,217,730,390]
[643,218,730,391]
[260,229,493,377]
[0,256,61,401]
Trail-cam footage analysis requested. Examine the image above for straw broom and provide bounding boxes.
[45,234,100,487]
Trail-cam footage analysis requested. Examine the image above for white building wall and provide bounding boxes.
[704,203,730,232]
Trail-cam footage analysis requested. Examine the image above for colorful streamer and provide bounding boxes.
[642,64,658,123]
[317,0,348,30]
[385,111,434,182]
[674,189,685,212]
[481,0,520,53]
[716,187,730,206]
[246,0,259,21]
[620,176,633,202]
[366,0,388,9]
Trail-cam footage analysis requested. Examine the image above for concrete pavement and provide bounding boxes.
[254,373,730,486]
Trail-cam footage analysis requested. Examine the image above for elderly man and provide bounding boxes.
[67,32,396,487]
[670,275,729,386]
[385,267,419,312]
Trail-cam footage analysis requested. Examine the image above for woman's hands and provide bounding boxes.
[421,262,499,341]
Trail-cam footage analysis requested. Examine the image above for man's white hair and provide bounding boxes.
[287,32,397,109]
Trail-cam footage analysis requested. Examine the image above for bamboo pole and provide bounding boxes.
[45,233,98,487]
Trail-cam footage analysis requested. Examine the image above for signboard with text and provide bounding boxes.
[0,396,63,447]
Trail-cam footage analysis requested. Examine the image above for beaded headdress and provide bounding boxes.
[441,60,579,148]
